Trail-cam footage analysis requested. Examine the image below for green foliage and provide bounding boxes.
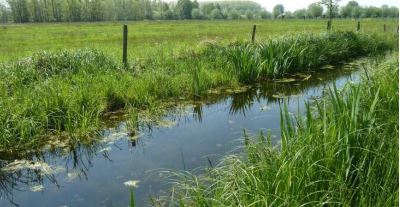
[191,8,202,19]
[175,0,194,19]
[321,0,341,20]
[273,4,284,18]
[0,3,10,23]
[161,52,399,207]
[223,31,396,83]
[209,8,223,19]
[293,9,307,19]
[7,0,30,22]
[308,3,323,18]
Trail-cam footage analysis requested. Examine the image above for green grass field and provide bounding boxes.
[0,19,398,62]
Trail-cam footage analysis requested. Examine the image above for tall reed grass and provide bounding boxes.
[157,53,399,206]
[222,31,395,83]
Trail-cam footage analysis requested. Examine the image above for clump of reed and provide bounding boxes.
[222,31,396,83]
[157,53,399,206]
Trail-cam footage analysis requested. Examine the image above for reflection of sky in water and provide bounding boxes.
[0,66,361,207]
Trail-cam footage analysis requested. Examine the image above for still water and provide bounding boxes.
[0,64,361,207]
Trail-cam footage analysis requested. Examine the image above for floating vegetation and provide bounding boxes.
[224,86,251,94]
[301,74,312,81]
[1,160,64,175]
[30,185,44,192]
[102,132,128,144]
[273,78,297,83]
[272,93,288,99]
[207,89,222,95]
[128,132,143,142]
[98,147,112,153]
[320,65,335,70]
[66,170,80,182]
[156,119,178,128]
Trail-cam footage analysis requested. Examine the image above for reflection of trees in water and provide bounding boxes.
[172,68,357,121]
[228,69,356,116]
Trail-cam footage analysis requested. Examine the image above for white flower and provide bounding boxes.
[124,180,140,188]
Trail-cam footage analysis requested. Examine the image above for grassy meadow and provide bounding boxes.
[0,19,398,62]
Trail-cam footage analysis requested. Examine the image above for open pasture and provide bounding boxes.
[0,19,398,62]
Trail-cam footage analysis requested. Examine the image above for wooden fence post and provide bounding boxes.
[251,25,256,43]
[384,24,386,33]
[123,25,128,67]
[357,21,360,32]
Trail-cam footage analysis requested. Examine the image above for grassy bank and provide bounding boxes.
[0,19,398,62]
[158,53,399,206]
[0,31,396,154]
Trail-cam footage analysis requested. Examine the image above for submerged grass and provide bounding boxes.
[0,31,397,154]
[157,53,399,206]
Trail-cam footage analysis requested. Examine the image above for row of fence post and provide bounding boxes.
[327,21,399,33]
[122,22,399,65]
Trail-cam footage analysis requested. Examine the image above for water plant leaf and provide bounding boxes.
[273,78,297,83]
[67,170,80,182]
[320,65,335,70]
[272,93,288,99]
[98,147,112,153]
[302,75,312,81]
[30,185,44,192]
[102,132,128,144]
[157,119,177,128]
[1,160,65,175]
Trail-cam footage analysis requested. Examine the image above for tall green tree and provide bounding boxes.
[321,0,340,29]
[7,0,30,22]
[308,3,323,19]
[0,3,10,23]
[191,8,201,19]
[340,1,360,18]
[273,4,284,18]
[176,0,193,19]
[293,9,307,19]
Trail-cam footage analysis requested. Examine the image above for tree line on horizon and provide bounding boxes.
[0,0,398,24]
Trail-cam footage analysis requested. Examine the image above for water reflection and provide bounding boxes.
[190,67,359,119]
[0,62,361,207]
